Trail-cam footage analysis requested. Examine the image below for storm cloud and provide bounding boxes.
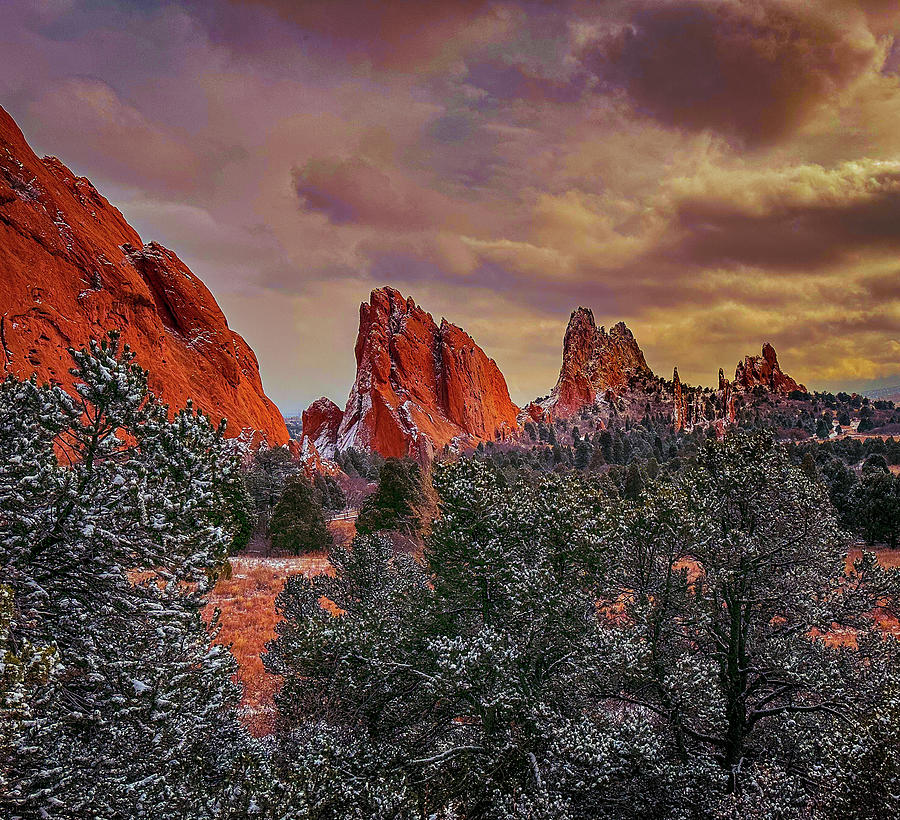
[591,0,880,146]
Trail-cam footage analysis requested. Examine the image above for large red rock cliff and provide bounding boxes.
[0,106,288,444]
[334,287,519,458]
[734,343,806,395]
[547,307,651,416]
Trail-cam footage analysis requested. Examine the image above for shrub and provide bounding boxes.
[269,477,332,554]
[355,457,424,534]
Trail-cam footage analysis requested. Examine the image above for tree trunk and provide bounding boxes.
[721,586,748,794]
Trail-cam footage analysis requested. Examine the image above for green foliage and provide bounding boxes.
[858,416,875,433]
[269,476,333,555]
[335,446,383,480]
[244,444,298,529]
[594,431,852,802]
[266,431,900,818]
[623,462,644,499]
[812,632,900,819]
[0,332,269,819]
[314,472,346,511]
[269,465,652,818]
[355,457,424,535]
[800,450,818,480]
[216,468,255,553]
[0,584,59,801]
[851,470,900,547]
[574,438,591,469]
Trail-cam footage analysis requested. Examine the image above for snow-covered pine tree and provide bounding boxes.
[266,532,427,817]
[591,430,900,815]
[0,583,60,804]
[268,461,681,818]
[419,461,668,818]
[269,433,900,818]
[0,332,268,819]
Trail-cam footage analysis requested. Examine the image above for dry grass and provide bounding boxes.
[329,518,357,548]
[204,553,332,736]
[204,545,900,735]
[845,547,900,571]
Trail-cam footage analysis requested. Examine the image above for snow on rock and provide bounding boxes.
[298,396,344,459]
[292,433,342,480]
[0,105,288,445]
[734,343,806,395]
[334,287,519,459]
[547,307,652,417]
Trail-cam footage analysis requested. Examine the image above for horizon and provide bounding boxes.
[5,0,900,413]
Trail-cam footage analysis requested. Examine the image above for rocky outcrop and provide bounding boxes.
[734,343,806,395]
[0,106,288,445]
[299,396,343,459]
[718,367,736,424]
[547,308,651,417]
[336,287,519,458]
[673,367,686,432]
[521,401,550,425]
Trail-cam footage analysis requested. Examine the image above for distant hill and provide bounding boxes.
[864,385,900,404]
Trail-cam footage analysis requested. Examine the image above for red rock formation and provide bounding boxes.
[734,343,806,395]
[673,367,686,432]
[0,106,287,445]
[548,308,651,417]
[336,287,519,458]
[297,437,342,479]
[299,396,343,459]
[521,401,550,425]
[718,367,736,424]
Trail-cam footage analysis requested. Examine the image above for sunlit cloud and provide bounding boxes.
[4,0,900,410]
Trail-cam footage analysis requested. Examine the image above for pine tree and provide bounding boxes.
[589,441,606,471]
[814,630,900,819]
[612,432,625,464]
[0,333,268,819]
[624,463,644,499]
[269,476,333,554]
[0,583,59,804]
[268,462,669,818]
[314,473,346,511]
[800,450,819,481]
[851,470,900,547]
[593,431,866,808]
[265,432,900,818]
[245,444,298,529]
[574,439,591,470]
[355,458,424,534]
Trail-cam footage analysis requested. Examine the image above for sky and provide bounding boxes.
[4,0,900,413]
